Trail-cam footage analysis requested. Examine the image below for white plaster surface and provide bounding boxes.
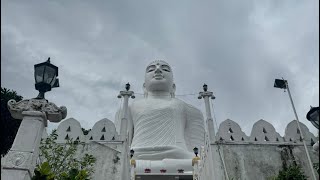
[77,142,122,180]
[56,118,85,142]
[42,128,48,140]
[1,169,31,180]
[250,119,284,142]
[217,143,319,180]
[46,117,319,179]
[86,118,119,142]
[2,111,46,180]
[284,120,317,144]
[217,119,249,142]
[126,98,205,158]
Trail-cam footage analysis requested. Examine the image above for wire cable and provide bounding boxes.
[210,98,230,180]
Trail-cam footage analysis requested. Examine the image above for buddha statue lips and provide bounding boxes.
[115,60,205,172]
[153,74,164,80]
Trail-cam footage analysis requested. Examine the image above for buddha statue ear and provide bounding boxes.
[143,83,148,98]
[171,84,176,98]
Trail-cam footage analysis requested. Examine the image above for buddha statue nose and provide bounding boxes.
[155,67,162,74]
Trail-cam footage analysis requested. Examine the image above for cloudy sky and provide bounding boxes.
[1,0,319,137]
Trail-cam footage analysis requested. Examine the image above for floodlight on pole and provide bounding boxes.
[306,106,319,129]
[273,78,317,180]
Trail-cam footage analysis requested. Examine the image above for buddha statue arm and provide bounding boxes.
[114,106,134,144]
[184,104,205,152]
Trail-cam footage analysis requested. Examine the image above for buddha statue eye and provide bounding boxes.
[146,65,156,72]
[161,65,171,72]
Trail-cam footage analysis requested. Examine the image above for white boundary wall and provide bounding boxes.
[41,118,318,180]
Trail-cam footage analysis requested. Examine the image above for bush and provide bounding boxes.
[0,87,23,156]
[32,130,96,180]
[270,164,307,180]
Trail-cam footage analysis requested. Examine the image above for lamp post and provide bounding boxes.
[192,147,201,180]
[198,83,216,142]
[198,84,227,180]
[34,57,59,99]
[193,147,199,157]
[117,83,135,180]
[1,58,67,180]
[130,149,136,180]
[306,107,319,152]
[274,78,317,180]
[306,107,319,129]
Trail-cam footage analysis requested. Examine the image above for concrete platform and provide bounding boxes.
[135,173,193,180]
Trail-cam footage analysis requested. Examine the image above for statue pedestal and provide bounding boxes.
[135,159,193,174]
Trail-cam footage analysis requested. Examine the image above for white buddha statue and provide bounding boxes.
[115,60,205,173]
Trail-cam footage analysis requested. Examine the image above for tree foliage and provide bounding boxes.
[32,130,96,180]
[270,164,308,180]
[314,163,319,175]
[0,87,23,156]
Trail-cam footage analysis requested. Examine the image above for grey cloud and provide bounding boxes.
[1,0,318,136]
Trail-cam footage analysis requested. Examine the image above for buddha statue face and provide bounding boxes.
[144,60,175,95]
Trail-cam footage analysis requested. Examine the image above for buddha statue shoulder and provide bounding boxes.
[115,60,205,171]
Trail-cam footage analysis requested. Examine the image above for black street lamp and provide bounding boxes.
[125,82,130,91]
[34,57,59,99]
[193,147,199,157]
[306,107,319,129]
[203,84,208,92]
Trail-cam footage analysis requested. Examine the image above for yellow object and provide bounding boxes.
[192,156,201,166]
[130,159,136,167]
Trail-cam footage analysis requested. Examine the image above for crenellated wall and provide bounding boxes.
[217,119,249,142]
[41,118,318,180]
[216,119,317,145]
[55,118,86,143]
[52,118,120,143]
[44,118,123,179]
[46,118,318,146]
[85,118,120,142]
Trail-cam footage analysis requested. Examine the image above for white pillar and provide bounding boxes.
[120,95,129,142]
[118,88,135,180]
[198,90,216,142]
[1,98,67,180]
[198,85,225,180]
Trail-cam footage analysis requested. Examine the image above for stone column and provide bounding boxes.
[1,98,67,180]
[198,90,216,142]
[198,85,225,180]
[118,89,135,180]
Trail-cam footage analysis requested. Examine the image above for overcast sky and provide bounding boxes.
[1,0,319,137]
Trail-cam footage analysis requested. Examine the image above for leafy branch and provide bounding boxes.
[33,129,96,180]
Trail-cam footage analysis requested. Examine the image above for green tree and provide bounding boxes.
[270,164,308,180]
[33,130,96,180]
[0,87,23,156]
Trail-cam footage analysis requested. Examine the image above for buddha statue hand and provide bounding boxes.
[133,145,194,160]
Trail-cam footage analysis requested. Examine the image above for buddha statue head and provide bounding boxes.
[143,60,176,97]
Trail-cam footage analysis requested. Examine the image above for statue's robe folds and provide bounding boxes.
[115,98,205,161]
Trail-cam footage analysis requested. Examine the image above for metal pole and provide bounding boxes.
[285,82,317,180]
